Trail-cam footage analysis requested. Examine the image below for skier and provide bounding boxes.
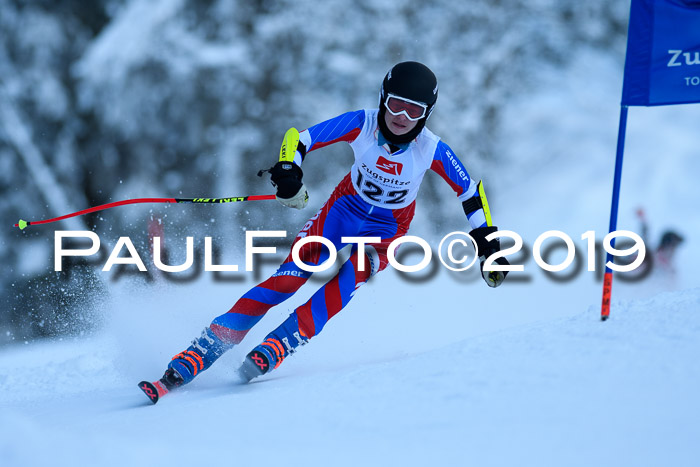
[633,208,684,282]
[140,61,510,402]
[654,230,683,275]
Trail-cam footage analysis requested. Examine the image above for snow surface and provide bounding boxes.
[3,42,700,467]
[1,283,699,466]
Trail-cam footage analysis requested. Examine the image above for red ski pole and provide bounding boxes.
[13,194,276,230]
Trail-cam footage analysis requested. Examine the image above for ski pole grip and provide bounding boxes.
[477,181,493,227]
[279,127,300,163]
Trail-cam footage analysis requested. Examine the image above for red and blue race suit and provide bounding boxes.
[209,109,487,355]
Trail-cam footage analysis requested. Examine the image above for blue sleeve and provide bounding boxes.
[430,141,486,228]
[300,110,365,154]
[430,141,476,200]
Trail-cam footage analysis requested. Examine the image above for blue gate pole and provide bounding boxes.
[601,105,629,321]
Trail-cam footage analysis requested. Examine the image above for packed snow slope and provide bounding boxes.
[1,284,699,467]
[3,51,700,466]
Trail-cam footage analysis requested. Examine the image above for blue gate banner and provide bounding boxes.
[622,0,700,106]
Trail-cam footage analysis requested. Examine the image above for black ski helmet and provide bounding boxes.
[378,61,438,144]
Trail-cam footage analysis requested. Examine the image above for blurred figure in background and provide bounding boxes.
[634,208,684,284]
[655,229,684,276]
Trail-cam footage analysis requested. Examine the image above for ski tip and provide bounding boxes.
[16,219,28,230]
[138,381,160,404]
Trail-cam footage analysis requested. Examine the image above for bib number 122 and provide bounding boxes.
[356,172,408,205]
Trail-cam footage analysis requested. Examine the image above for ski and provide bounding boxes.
[238,349,272,382]
[138,379,170,404]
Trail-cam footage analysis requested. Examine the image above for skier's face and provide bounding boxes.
[384,110,418,136]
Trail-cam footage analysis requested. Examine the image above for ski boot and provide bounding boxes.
[139,327,231,404]
[168,327,231,384]
[238,313,309,382]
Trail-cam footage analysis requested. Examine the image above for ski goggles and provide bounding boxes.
[384,94,428,121]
